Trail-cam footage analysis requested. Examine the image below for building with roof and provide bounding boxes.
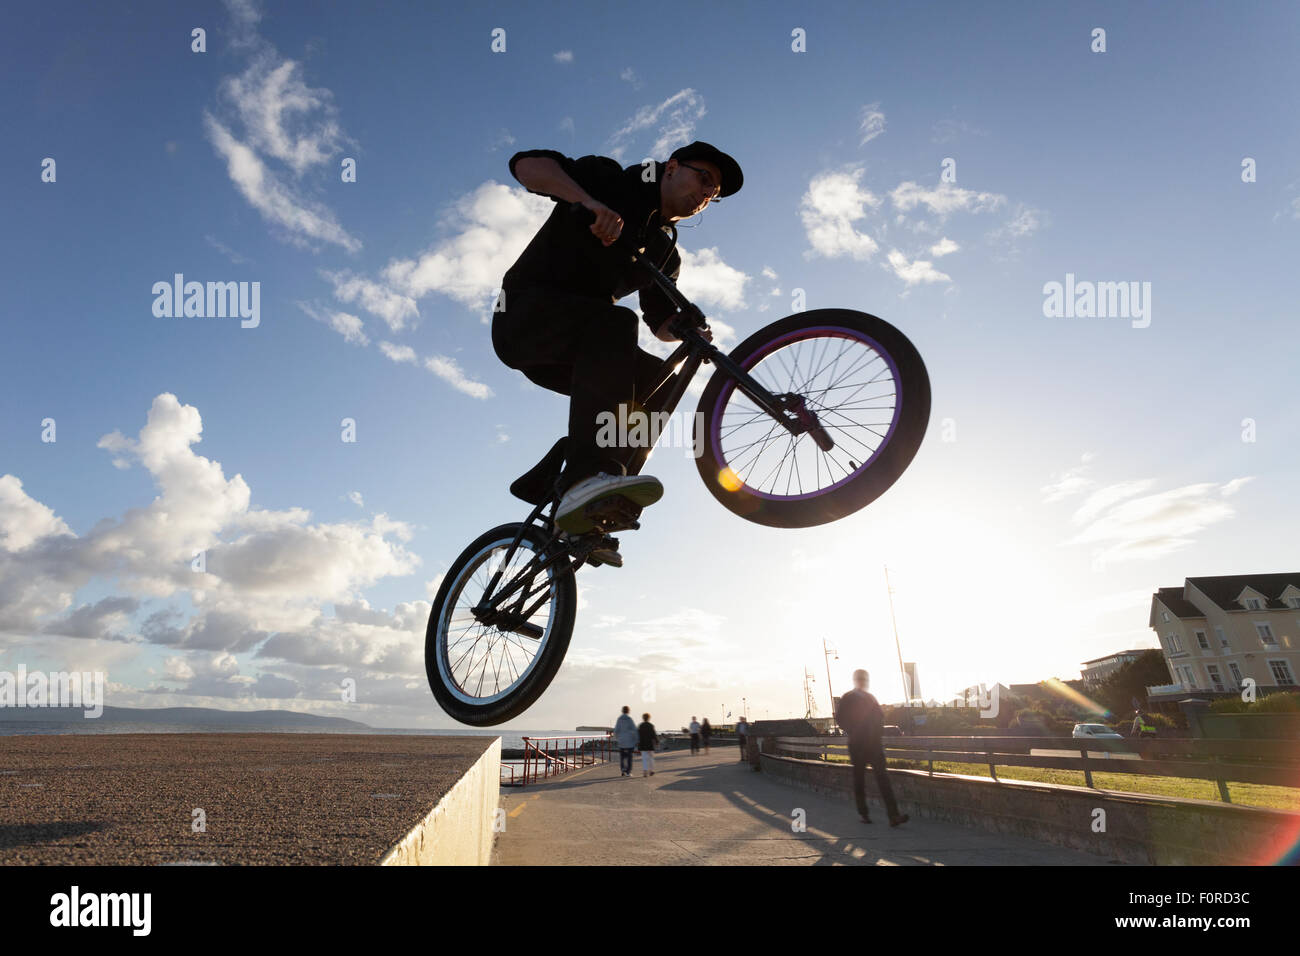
[1081,650,1151,686]
[1147,573,1300,707]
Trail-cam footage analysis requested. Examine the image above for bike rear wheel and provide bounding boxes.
[425,522,576,726]
[694,309,930,528]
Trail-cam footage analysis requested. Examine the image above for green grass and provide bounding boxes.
[820,753,1299,811]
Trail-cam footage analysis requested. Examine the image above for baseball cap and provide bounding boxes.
[669,141,743,198]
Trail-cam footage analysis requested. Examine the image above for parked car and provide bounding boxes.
[1072,723,1123,739]
[881,725,905,737]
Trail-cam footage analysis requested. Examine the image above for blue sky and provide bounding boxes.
[2,0,1297,730]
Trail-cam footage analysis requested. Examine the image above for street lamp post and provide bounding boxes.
[823,637,839,724]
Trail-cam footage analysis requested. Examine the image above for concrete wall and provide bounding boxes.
[380,738,500,866]
[759,751,1300,865]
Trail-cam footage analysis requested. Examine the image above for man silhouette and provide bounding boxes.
[835,669,909,826]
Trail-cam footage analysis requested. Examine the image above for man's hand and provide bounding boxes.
[582,198,624,246]
[654,315,713,343]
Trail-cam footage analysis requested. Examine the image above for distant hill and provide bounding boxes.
[0,705,372,731]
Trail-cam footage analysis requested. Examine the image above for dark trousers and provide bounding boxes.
[619,747,634,774]
[737,735,747,760]
[850,736,900,819]
[491,287,674,488]
[690,733,700,754]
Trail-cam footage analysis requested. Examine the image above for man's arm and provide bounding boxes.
[509,150,626,245]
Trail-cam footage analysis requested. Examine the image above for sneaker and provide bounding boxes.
[859,814,873,824]
[889,813,910,827]
[556,472,663,534]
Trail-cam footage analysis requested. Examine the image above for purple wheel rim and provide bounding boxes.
[709,324,902,502]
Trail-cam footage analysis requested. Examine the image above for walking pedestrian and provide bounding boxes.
[701,717,712,754]
[835,669,909,827]
[638,713,659,776]
[614,705,638,776]
[735,716,749,762]
[688,716,701,755]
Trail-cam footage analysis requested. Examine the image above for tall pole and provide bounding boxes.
[885,565,911,730]
[823,637,837,719]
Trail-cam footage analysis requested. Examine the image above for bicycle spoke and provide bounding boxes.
[712,329,902,500]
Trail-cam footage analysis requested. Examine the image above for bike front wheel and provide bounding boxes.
[425,522,576,726]
[694,309,930,528]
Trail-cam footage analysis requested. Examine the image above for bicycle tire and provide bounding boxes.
[425,522,577,726]
[694,308,930,528]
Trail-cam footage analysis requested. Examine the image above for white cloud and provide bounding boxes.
[1065,480,1250,563]
[890,181,1006,218]
[424,354,493,400]
[989,203,1042,241]
[217,52,348,177]
[204,114,362,253]
[929,237,959,257]
[0,395,420,658]
[380,181,551,322]
[799,167,881,261]
[378,341,417,364]
[296,301,368,345]
[676,247,749,311]
[347,491,364,508]
[321,270,419,332]
[885,249,950,285]
[606,89,705,161]
[931,119,988,144]
[1041,457,1096,503]
[553,50,574,63]
[859,102,886,146]
[0,475,74,552]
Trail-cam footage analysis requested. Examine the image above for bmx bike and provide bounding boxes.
[426,203,931,725]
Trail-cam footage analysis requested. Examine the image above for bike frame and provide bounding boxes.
[470,213,817,632]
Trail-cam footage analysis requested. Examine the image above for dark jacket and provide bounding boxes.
[835,688,884,743]
[637,721,658,751]
[501,148,682,335]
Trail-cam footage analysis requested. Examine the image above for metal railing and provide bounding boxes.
[765,735,1300,803]
[504,734,613,787]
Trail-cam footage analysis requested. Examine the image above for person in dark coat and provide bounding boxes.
[835,669,909,827]
[637,713,659,776]
[700,717,712,753]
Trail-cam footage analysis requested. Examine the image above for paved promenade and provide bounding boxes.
[493,749,1112,865]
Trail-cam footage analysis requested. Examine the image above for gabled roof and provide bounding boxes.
[1187,573,1300,612]
[1150,587,1204,625]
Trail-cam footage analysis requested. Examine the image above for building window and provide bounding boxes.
[1178,666,1198,689]
[1215,625,1229,649]
[1245,598,1262,610]
[1161,611,1170,622]
[1205,665,1225,692]
[1256,623,1277,646]
[1195,630,1210,650]
[1268,660,1295,686]
[1167,633,1183,653]
[1228,662,1244,686]
[1288,596,1300,609]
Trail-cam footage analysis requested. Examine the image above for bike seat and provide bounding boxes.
[509,437,567,505]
